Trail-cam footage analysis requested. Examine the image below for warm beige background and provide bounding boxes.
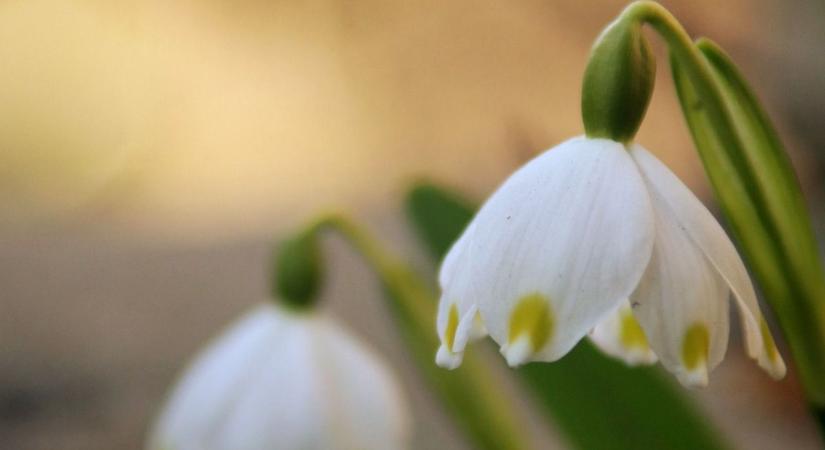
[1,0,824,449]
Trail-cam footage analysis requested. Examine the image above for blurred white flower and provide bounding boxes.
[148,303,410,450]
[436,136,786,387]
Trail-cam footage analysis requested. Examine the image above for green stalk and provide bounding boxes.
[293,214,529,450]
[616,0,825,428]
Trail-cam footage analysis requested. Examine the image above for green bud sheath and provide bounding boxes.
[582,18,655,143]
[273,230,323,309]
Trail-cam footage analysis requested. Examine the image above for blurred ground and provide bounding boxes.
[1,0,824,449]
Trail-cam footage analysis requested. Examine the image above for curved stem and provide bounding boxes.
[304,213,530,450]
[622,2,738,151]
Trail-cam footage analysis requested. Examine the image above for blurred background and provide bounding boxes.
[1,0,823,448]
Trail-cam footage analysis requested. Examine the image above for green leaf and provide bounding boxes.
[405,182,475,258]
[405,182,729,450]
[672,41,825,404]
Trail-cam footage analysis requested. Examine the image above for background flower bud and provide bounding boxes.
[274,230,323,309]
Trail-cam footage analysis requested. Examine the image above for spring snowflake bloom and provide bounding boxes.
[148,303,409,450]
[436,136,786,387]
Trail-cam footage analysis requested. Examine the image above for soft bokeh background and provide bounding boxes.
[1,0,824,448]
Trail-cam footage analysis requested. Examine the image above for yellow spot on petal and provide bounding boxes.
[682,323,710,370]
[445,303,459,351]
[619,310,650,351]
[760,318,779,362]
[508,293,554,352]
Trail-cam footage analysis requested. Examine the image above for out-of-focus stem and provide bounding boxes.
[300,214,530,450]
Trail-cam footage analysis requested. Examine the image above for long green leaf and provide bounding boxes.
[672,41,825,408]
[405,182,728,450]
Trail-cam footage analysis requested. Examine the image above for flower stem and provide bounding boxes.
[300,213,530,450]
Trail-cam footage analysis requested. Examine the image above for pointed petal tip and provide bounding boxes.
[501,337,532,368]
[676,365,709,389]
[589,302,658,367]
[627,350,658,366]
[757,353,787,380]
[755,318,786,380]
[436,345,464,370]
[590,336,659,367]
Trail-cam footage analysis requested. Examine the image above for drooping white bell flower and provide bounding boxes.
[148,303,410,450]
[436,136,786,387]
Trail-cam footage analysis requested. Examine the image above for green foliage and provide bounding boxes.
[405,182,475,257]
[671,40,825,405]
[406,182,728,450]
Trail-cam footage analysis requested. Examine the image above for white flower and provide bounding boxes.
[148,303,410,450]
[436,136,786,387]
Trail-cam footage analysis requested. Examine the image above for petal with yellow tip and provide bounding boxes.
[456,137,654,364]
[631,145,785,379]
[590,300,657,366]
[436,223,487,369]
[628,163,730,388]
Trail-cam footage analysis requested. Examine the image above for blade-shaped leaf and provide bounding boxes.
[672,42,825,404]
[405,182,475,258]
[405,182,728,450]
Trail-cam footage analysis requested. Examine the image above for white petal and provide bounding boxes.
[218,315,410,450]
[147,304,285,450]
[438,222,472,288]
[313,319,410,450]
[446,136,654,365]
[629,170,731,388]
[149,304,409,450]
[215,314,322,449]
[631,145,785,378]
[436,222,486,368]
[589,300,657,366]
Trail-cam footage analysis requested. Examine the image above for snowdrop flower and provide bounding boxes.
[435,136,786,387]
[148,303,409,450]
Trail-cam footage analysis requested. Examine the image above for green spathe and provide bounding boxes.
[581,17,655,143]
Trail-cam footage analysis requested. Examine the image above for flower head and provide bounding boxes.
[436,136,786,387]
[149,303,409,450]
